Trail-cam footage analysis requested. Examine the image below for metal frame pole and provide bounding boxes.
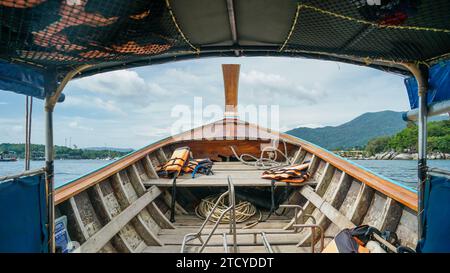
[403,63,429,241]
[42,65,91,253]
[44,102,55,252]
[44,70,58,253]
[417,65,429,241]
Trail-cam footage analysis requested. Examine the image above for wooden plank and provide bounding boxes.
[291,147,302,164]
[128,165,146,196]
[79,186,162,253]
[113,173,170,241]
[90,184,134,253]
[299,186,355,230]
[148,202,176,229]
[379,197,403,232]
[143,155,158,179]
[307,154,319,173]
[158,148,168,162]
[182,170,263,179]
[121,167,165,245]
[133,214,163,246]
[68,197,90,242]
[348,183,375,225]
[297,172,352,245]
[292,147,307,164]
[285,163,334,229]
[144,177,314,187]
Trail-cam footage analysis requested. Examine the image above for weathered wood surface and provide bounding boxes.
[55,118,418,253]
[143,177,314,187]
[56,119,417,211]
[79,186,162,253]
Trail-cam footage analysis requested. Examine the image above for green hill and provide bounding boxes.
[286,110,448,150]
[366,120,450,155]
[285,111,403,150]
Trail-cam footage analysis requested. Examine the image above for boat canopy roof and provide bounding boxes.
[0,0,449,107]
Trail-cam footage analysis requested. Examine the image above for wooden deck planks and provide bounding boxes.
[143,178,314,187]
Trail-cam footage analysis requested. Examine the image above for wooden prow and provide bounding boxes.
[222,64,240,118]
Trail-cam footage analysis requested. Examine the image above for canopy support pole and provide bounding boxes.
[403,63,429,242]
[44,70,57,253]
[43,65,91,253]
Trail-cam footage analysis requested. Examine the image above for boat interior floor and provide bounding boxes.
[55,151,417,253]
[141,214,326,253]
[140,162,323,253]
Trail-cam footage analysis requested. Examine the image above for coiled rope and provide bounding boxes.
[195,195,258,224]
[229,139,292,170]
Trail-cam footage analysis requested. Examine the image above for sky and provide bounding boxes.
[0,57,411,149]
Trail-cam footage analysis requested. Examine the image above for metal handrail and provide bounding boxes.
[293,224,324,253]
[222,232,228,253]
[277,204,324,253]
[260,232,273,253]
[279,204,316,232]
[428,167,450,177]
[181,176,237,253]
[181,180,325,253]
[0,167,46,182]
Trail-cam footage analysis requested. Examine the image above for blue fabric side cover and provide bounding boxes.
[405,60,450,109]
[416,175,450,253]
[0,174,48,253]
[0,61,64,102]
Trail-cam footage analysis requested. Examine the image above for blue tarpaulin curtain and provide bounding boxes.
[0,174,48,253]
[416,175,450,253]
[0,61,64,102]
[405,60,450,110]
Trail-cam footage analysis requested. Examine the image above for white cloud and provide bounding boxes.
[165,68,202,83]
[62,95,125,115]
[71,70,170,107]
[240,70,326,104]
[68,121,93,131]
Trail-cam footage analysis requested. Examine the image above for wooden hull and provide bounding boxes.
[55,119,418,253]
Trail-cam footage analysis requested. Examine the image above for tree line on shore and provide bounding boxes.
[0,143,130,160]
[365,120,450,156]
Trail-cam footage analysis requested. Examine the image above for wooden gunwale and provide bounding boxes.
[282,133,417,211]
[56,118,418,212]
[240,120,417,211]
[243,120,417,211]
[54,119,260,204]
[55,137,173,204]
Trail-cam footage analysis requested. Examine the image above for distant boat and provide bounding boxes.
[0,151,18,162]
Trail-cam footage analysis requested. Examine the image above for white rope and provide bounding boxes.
[229,139,292,170]
[195,195,258,224]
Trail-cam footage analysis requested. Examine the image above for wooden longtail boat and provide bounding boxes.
[53,65,417,253]
[2,0,449,254]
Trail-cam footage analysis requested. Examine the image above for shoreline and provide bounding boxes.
[343,151,450,161]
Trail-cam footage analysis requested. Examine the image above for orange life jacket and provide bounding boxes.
[156,147,190,177]
[261,163,310,183]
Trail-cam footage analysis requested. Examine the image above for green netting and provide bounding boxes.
[284,0,450,63]
[0,0,193,66]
